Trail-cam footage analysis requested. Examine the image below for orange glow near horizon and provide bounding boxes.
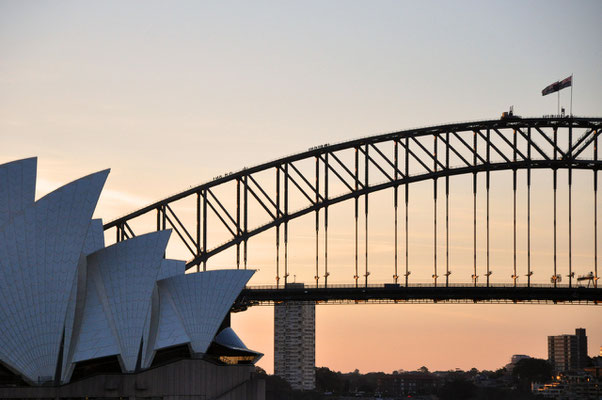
[2,0,601,376]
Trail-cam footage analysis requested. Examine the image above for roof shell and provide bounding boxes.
[155,270,254,355]
[0,157,36,228]
[83,230,171,371]
[0,169,108,382]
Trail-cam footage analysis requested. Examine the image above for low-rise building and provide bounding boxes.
[533,371,601,399]
[377,372,438,396]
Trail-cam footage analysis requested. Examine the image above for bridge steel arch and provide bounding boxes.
[105,117,602,291]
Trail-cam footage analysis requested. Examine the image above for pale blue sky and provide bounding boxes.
[1,0,601,374]
[2,0,601,196]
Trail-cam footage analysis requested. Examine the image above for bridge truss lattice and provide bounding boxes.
[105,117,602,292]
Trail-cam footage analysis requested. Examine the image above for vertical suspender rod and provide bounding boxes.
[365,144,369,287]
[315,156,320,287]
[355,147,359,287]
[446,132,450,287]
[284,164,289,286]
[324,153,329,287]
[276,168,280,286]
[405,137,410,287]
[568,124,573,287]
[527,127,532,287]
[394,141,399,284]
[236,179,241,269]
[553,128,558,287]
[513,129,517,287]
[473,131,477,286]
[433,134,438,286]
[486,129,491,286]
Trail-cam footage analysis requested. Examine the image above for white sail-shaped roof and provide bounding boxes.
[157,259,186,281]
[81,219,105,255]
[70,273,120,363]
[214,327,249,351]
[84,231,171,371]
[0,157,36,228]
[156,270,254,355]
[0,170,109,383]
[61,219,107,382]
[141,258,186,368]
[0,158,260,385]
[155,286,190,350]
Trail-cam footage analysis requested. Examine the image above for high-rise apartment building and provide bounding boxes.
[548,328,588,372]
[274,285,315,390]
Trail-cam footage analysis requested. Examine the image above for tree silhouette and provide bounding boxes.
[512,358,553,391]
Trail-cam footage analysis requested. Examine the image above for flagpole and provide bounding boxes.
[557,90,560,115]
[570,74,573,116]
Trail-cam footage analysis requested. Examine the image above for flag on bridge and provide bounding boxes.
[542,75,572,96]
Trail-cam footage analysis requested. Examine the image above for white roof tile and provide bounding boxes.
[0,169,108,382]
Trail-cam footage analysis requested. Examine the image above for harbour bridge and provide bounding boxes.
[104,116,602,305]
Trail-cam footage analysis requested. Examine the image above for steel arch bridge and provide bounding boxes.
[105,116,602,302]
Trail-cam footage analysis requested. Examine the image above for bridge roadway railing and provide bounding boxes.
[244,282,585,289]
[235,283,602,306]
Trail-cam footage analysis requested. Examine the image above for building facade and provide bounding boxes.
[274,286,315,390]
[378,372,438,396]
[548,328,588,372]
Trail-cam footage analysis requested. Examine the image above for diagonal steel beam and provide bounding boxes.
[165,204,197,247]
[319,154,354,192]
[243,179,277,220]
[206,197,238,237]
[247,174,279,213]
[569,128,594,156]
[515,128,550,160]
[450,131,486,164]
[330,151,364,188]
[439,134,472,167]
[123,221,136,238]
[573,129,600,159]
[476,130,511,163]
[369,143,406,178]
[398,138,433,174]
[358,145,394,182]
[163,211,197,257]
[207,188,238,228]
[279,164,316,205]
[411,136,446,171]
[535,127,566,159]
[493,128,528,161]
[289,162,324,202]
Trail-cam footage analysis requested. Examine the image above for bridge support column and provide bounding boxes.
[274,291,315,391]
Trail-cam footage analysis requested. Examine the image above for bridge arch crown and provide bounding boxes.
[105,117,602,290]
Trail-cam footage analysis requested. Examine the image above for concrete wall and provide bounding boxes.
[0,358,265,399]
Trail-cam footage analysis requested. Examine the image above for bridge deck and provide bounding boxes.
[235,284,602,306]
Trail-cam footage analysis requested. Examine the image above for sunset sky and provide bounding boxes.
[1,0,601,374]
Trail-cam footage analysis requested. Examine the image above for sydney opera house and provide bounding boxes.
[0,158,264,399]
